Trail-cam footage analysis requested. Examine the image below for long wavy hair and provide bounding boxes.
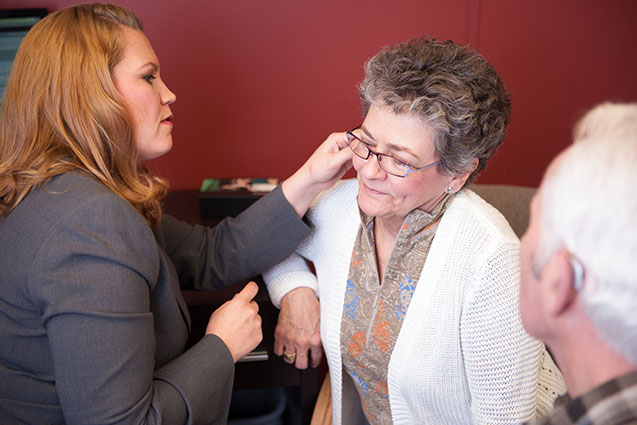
[0,3,168,227]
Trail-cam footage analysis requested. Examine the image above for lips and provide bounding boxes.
[361,181,386,196]
[161,114,174,125]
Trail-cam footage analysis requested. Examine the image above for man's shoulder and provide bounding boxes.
[529,371,637,425]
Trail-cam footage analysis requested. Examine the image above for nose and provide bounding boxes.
[356,151,386,180]
[160,79,177,105]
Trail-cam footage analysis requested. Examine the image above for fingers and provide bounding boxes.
[293,331,322,369]
[309,340,323,368]
[319,131,349,151]
[283,349,298,365]
[280,130,354,218]
[206,283,263,362]
[235,281,259,302]
[333,149,354,178]
[274,287,322,369]
[273,336,285,357]
[280,343,306,368]
[274,329,298,365]
[333,131,352,151]
[322,133,354,179]
[278,344,321,369]
[322,132,354,161]
[294,351,308,369]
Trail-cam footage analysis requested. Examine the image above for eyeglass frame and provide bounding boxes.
[345,125,442,178]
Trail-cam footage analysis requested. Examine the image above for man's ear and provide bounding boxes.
[542,249,578,316]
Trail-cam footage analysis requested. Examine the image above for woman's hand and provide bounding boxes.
[281,132,353,217]
[274,287,322,369]
[206,281,262,363]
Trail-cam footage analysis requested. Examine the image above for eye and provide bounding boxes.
[391,156,410,169]
[348,133,368,149]
[361,140,374,149]
[142,74,157,84]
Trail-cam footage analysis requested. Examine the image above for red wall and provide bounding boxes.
[4,0,637,189]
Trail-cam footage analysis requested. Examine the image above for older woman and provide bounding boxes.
[264,37,565,424]
[0,4,351,424]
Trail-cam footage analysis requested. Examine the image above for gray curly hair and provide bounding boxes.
[359,36,511,184]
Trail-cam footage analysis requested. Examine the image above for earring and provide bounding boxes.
[447,186,454,193]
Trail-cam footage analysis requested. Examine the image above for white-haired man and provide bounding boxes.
[520,102,637,424]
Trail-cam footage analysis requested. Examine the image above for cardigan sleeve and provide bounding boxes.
[262,252,319,308]
[261,184,329,307]
[459,238,542,424]
[262,180,359,307]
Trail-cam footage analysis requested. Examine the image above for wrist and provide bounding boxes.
[281,286,319,307]
[281,168,322,217]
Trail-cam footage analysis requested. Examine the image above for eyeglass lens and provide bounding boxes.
[347,129,411,176]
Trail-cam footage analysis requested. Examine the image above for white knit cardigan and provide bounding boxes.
[264,179,565,425]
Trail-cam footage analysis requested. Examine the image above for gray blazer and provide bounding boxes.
[0,171,310,425]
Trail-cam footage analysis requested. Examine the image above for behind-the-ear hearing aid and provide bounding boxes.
[568,255,585,291]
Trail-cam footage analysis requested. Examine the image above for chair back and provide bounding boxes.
[468,184,537,238]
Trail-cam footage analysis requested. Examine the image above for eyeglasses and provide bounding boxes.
[345,126,441,178]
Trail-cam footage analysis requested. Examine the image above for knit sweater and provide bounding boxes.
[264,179,565,424]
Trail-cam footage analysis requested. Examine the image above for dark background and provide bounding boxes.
[4,0,636,189]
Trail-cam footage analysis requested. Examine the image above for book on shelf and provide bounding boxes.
[199,178,279,220]
[200,177,279,194]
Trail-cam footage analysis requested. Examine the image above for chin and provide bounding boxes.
[140,148,171,162]
[154,141,173,159]
[357,192,388,218]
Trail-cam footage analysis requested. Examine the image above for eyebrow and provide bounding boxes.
[140,62,159,73]
[360,125,421,160]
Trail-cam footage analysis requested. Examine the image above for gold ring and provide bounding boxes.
[283,352,297,362]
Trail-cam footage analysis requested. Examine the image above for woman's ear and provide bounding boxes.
[542,249,578,316]
[448,158,478,192]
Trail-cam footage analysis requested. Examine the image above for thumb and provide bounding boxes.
[331,148,354,173]
[336,144,354,163]
[334,133,351,150]
[235,281,259,301]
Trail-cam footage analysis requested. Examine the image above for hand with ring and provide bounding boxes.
[274,287,323,369]
[283,351,297,363]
